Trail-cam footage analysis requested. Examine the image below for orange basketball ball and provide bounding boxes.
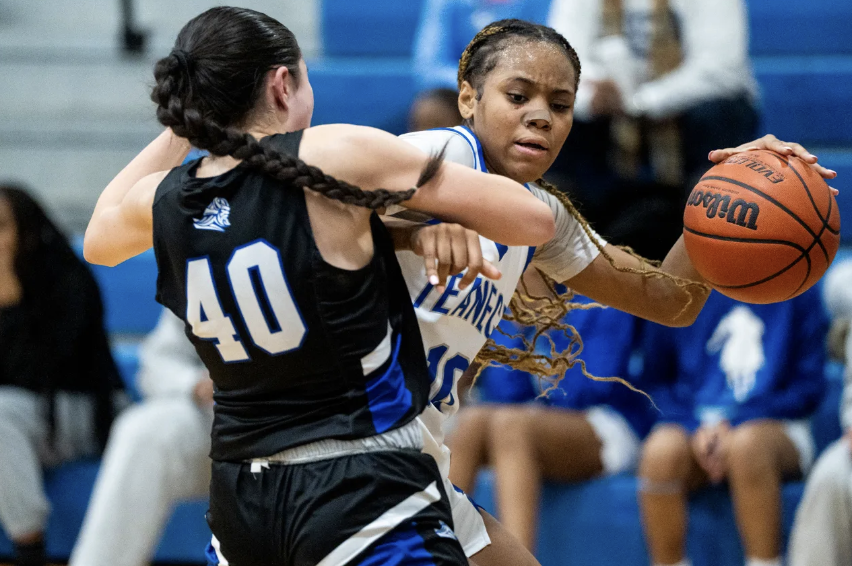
[683,150,841,304]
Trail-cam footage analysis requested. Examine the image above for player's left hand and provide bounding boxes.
[410,223,501,293]
[709,134,839,194]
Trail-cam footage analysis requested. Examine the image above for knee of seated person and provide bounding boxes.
[727,423,776,474]
[488,405,536,438]
[639,426,691,481]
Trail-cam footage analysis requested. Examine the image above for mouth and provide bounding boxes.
[513,140,549,156]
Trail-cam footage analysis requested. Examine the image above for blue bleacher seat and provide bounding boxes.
[0,460,210,562]
[72,239,161,336]
[322,0,425,58]
[310,58,415,135]
[755,56,852,147]
[749,0,852,56]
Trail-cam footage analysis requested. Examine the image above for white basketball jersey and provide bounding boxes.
[394,126,535,420]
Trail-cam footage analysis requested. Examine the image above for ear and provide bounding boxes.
[458,81,477,121]
[269,66,292,112]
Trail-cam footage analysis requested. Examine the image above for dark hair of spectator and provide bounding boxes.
[0,184,119,450]
[0,184,82,305]
[152,6,441,210]
[457,19,582,95]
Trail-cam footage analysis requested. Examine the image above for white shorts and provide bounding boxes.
[784,419,816,475]
[585,405,642,475]
[416,406,492,557]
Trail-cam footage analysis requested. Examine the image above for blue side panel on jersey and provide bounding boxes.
[356,523,435,566]
[205,541,219,566]
[365,334,414,434]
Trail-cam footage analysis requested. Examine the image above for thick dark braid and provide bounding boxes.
[458,19,582,93]
[152,52,428,210]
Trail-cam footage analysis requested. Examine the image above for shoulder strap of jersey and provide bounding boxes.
[432,126,488,173]
[264,130,305,157]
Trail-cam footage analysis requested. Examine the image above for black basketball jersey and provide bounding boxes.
[152,132,430,461]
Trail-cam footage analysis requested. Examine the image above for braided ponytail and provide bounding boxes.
[152,7,433,210]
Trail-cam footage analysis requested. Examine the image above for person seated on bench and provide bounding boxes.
[0,184,123,566]
[69,308,211,566]
[788,259,852,566]
[448,287,655,552]
[638,289,828,566]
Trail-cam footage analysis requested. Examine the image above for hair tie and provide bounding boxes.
[171,49,194,73]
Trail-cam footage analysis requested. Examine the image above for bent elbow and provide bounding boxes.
[527,202,556,245]
[83,232,115,267]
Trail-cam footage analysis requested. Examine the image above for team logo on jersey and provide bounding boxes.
[706,306,766,402]
[434,520,458,541]
[193,197,231,232]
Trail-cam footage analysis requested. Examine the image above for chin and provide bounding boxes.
[510,165,546,185]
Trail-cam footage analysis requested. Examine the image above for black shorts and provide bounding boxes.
[204,449,467,566]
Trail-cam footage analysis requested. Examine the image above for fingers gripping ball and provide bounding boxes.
[683,150,841,304]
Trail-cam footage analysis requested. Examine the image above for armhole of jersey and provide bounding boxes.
[401,127,484,173]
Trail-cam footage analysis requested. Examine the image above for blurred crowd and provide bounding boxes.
[0,1,848,566]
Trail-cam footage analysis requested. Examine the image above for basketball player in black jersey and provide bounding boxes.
[84,7,555,566]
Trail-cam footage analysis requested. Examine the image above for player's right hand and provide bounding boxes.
[410,223,501,293]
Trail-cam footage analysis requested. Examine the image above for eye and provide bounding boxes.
[507,93,527,104]
[551,103,572,113]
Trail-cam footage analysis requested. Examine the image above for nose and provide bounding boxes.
[524,108,552,131]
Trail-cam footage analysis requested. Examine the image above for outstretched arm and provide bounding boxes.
[300,125,556,246]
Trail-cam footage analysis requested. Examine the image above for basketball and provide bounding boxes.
[683,150,841,304]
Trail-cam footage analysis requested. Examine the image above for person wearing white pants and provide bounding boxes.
[788,260,852,566]
[69,309,212,566]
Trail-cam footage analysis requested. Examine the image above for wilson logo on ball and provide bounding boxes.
[724,156,785,184]
[687,190,760,231]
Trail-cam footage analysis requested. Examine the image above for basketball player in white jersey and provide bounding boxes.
[392,19,839,566]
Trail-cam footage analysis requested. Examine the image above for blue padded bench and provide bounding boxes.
[473,472,804,566]
[0,461,211,562]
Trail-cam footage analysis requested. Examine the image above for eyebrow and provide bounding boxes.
[506,76,574,96]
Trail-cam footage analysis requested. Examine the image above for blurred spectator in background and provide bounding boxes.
[546,0,759,231]
[413,0,552,92]
[449,291,655,551]
[0,184,123,566]
[70,309,211,566]
[408,88,463,132]
[638,289,827,566]
[788,260,852,566]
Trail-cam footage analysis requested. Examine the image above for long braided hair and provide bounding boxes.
[456,20,708,398]
[152,7,432,210]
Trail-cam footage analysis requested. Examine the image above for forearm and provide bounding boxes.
[92,129,190,218]
[568,240,710,327]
